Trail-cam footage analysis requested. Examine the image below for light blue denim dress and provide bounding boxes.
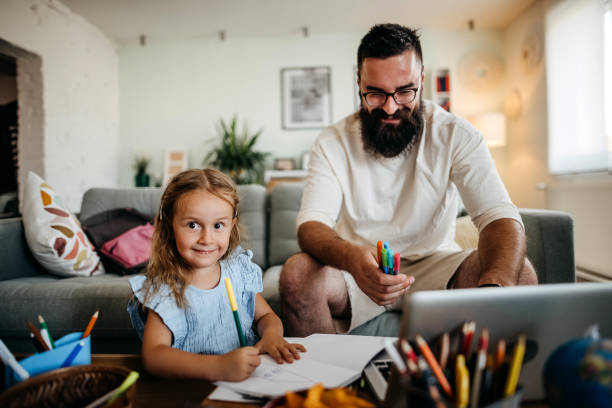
[127,247,262,355]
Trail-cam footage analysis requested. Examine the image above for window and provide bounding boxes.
[546,0,611,174]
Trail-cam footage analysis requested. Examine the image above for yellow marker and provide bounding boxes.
[455,354,470,408]
[504,334,526,396]
[224,277,247,347]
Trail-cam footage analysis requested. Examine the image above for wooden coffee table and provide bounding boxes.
[91,354,261,407]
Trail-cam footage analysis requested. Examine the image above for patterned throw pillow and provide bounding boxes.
[22,171,104,277]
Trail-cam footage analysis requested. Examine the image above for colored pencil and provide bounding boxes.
[82,311,99,338]
[38,314,55,349]
[26,319,50,351]
[224,277,247,347]
[84,371,140,408]
[416,335,453,399]
[504,335,526,396]
[0,339,29,380]
[61,340,84,367]
[470,328,489,408]
[384,338,407,375]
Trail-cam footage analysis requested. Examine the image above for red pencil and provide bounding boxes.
[399,338,419,374]
[461,321,475,357]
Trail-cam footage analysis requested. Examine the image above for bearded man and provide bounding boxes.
[279,24,537,337]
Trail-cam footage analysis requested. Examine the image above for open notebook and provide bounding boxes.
[211,334,390,400]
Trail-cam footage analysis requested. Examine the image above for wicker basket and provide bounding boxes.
[0,364,136,408]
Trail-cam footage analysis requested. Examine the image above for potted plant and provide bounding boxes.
[132,155,151,187]
[203,115,269,184]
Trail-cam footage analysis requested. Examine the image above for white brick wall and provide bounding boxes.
[0,0,119,211]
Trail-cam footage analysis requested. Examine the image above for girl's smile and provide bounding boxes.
[172,189,236,279]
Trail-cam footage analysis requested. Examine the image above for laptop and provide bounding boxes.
[363,282,612,402]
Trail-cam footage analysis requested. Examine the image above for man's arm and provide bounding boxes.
[476,218,526,287]
[298,221,412,305]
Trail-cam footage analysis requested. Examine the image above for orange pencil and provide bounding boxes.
[496,339,506,369]
[416,335,453,399]
[376,241,383,265]
[82,311,99,338]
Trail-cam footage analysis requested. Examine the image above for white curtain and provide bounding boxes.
[546,0,610,174]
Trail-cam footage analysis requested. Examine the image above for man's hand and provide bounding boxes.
[349,245,414,305]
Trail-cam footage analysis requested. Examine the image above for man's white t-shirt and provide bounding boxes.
[296,100,522,260]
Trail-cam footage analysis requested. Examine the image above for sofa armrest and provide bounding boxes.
[0,218,45,281]
[520,209,575,284]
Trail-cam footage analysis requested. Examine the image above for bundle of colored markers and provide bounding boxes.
[377,240,400,275]
[386,321,526,407]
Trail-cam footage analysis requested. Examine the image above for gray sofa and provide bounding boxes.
[0,182,575,354]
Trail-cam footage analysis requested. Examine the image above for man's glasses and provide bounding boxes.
[361,86,419,107]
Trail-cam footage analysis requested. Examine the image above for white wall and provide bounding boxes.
[504,0,612,278]
[118,28,505,187]
[503,0,549,209]
[0,0,120,211]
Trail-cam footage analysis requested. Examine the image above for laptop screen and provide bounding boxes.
[398,282,612,401]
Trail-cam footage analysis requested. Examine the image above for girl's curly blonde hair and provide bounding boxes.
[139,168,242,308]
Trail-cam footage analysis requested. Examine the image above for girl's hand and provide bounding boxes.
[255,336,306,364]
[220,346,261,381]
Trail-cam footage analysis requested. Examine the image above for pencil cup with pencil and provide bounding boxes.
[4,311,99,388]
[4,332,91,388]
[383,324,527,408]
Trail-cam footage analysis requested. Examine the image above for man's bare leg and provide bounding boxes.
[279,253,350,337]
[451,251,538,288]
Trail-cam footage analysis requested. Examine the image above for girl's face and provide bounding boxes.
[172,189,235,275]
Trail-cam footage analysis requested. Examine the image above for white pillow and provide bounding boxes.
[22,172,104,277]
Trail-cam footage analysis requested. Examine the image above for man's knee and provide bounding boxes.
[519,258,538,285]
[279,253,319,300]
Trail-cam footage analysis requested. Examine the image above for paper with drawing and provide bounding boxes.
[212,334,389,399]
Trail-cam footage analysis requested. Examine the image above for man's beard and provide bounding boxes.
[359,97,424,159]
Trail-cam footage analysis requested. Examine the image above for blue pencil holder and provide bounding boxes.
[4,332,91,388]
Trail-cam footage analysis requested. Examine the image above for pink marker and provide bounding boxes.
[393,253,400,275]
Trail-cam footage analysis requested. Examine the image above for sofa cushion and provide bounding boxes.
[0,274,134,341]
[0,218,45,281]
[262,265,282,315]
[236,184,267,268]
[268,182,304,266]
[22,172,104,278]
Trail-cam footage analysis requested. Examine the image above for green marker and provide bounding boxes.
[225,277,247,347]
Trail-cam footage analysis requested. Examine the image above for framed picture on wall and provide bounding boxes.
[163,149,188,186]
[281,66,331,129]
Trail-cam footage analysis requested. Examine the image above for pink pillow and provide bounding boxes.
[100,223,154,269]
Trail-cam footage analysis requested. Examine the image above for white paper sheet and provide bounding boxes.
[212,334,390,400]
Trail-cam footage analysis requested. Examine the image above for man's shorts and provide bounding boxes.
[341,249,475,333]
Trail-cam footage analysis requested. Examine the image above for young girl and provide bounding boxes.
[127,168,305,381]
